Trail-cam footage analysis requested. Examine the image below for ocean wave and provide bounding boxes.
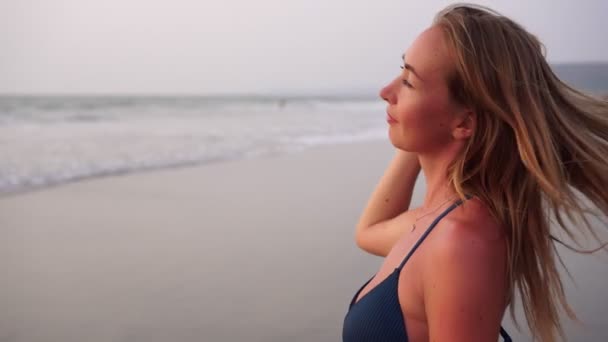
[0,97,387,195]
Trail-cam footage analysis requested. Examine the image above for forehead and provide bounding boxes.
[403,26,453,82]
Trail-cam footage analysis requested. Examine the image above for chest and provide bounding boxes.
[357,229,435,321]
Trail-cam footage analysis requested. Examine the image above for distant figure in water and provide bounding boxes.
[278,99,286,109]
[342,3,608,342]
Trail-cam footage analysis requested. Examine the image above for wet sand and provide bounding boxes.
[1,141,607,341]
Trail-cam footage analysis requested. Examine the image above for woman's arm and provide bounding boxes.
[355,149,421,257]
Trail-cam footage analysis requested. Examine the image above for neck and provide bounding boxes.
[418,144,461,208]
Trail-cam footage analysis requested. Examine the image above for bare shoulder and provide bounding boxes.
[437,196,506,248]
[424,196,508,286]
[422,197,509,340]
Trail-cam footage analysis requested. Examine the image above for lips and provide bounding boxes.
[386,112,398,123]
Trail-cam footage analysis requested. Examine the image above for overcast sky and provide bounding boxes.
[1,0,607,95]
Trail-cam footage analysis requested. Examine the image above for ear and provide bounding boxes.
[451,109,475,140]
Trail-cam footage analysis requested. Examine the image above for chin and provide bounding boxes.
[388,131,417,152]
[388,138,415,152]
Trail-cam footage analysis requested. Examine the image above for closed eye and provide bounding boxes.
[400,65,414,88]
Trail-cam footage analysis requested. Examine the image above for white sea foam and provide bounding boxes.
[0,96,387,194]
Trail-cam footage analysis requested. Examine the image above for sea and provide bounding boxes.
[1,63,607,195]
[0,95,386,195]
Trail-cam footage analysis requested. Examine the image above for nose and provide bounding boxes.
[379,79,396,104]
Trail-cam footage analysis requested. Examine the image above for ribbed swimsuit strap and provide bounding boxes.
[396,194,473,271]
[500,326,512,341]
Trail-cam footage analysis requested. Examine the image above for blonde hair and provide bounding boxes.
[433,3,608,341]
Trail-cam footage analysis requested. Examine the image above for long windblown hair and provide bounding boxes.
[433,4,608,341]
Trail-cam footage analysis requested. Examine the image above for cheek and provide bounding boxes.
[396,95,449,129]
[395,95,453,142]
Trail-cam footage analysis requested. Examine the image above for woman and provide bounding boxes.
[342,3,608,342]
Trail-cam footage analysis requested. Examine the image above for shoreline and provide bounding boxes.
[0,140,380,199]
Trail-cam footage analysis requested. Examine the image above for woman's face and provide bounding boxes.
[381,26,468,154]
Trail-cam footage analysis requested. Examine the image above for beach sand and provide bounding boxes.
[1,141,607,341]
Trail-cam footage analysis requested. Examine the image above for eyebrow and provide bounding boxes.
[401,53,422,80]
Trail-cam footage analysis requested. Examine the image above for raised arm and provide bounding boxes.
[355,149,421,257]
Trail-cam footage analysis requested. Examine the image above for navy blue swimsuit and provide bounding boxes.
[342,197,512,341]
